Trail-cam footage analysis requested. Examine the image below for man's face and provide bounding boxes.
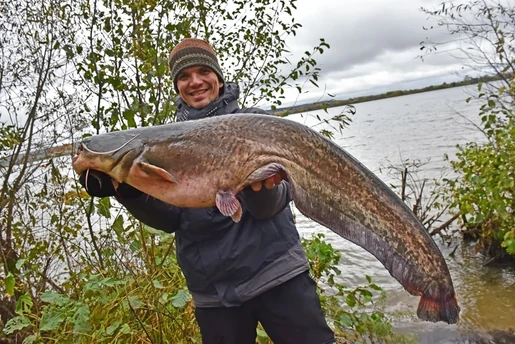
[176,65,224,109]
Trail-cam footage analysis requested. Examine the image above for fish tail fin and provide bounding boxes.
[417,292,460,324]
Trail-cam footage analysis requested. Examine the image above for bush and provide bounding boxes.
[444,82,515,258]
[2,226,413,343]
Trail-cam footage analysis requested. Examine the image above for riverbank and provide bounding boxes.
[273,74,503,116]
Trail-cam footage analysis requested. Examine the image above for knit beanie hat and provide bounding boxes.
[168,38,224,92]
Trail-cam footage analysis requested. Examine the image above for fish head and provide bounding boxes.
[72,132,143,182]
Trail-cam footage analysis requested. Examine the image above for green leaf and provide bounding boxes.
[106,320,121,336]
[119,323,131,334]
[40,309,66,331]
[505,241,515,255]
[360,289,373,302]
[97,197,111,218]
[72,304,92,334]
[112,215,125,239]
[129,239,141,252]
[256,328,269,344]
[6,272,15,296]
[3,315,32,335]
[338,313,353,328]
[15,258,26,270]
[41,291,70,306]
[152,279,165,289]
[83,276,103,297]
[126,296,143,310]
[100,277,126,287]
[346,293,357,307]
[16,293,34,315]
[369,283,382,291]
[171,289,191,308]
[256,328,268,338]
[22,334,38,344]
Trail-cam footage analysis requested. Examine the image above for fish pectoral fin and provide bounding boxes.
[137,162,179,183]
[215,190,242,223]
[244,163,288,186]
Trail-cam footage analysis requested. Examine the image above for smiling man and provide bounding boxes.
[79,38,335,344]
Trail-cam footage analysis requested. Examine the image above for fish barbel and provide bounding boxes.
[72,113,460,324]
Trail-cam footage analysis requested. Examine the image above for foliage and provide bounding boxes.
[420,0,515,258]
[444,82,515,257]
[3,206,200,343]
[1,211,414,343]
[301,233,415,344]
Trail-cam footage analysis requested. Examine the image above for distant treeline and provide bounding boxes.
[273,74,504,116]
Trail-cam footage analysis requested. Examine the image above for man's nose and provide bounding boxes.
[190,73,202,85]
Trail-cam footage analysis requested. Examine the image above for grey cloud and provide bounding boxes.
[272,0,482,106]
[288,0,454,75]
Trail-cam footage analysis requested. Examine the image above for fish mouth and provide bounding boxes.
[72,143,85,164]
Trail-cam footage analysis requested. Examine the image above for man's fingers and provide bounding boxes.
[251,181,262,192]
[250,174,283,191]
[264,176,275,189]
[112,179,120,190]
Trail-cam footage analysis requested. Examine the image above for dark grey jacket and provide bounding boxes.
[117,82,309,307]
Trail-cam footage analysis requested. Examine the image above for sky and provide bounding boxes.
[279,0,473,106]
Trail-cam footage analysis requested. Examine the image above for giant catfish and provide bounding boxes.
[72,113,460,324]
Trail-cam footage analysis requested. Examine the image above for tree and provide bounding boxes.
[0,2,84,340]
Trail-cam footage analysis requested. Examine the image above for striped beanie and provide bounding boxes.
[168,38,224,92]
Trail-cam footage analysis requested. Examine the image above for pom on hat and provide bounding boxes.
[168,38,224,92]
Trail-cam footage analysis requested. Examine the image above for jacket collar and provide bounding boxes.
[175,82,241,122]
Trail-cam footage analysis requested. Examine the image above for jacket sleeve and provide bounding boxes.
[115,194,181,233]
[239,180,292,220]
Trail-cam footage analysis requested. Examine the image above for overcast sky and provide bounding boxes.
[279,0,469,105]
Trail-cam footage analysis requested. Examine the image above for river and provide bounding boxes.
[286,85,515,343]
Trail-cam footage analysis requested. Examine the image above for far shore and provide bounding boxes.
[272,74,502,116]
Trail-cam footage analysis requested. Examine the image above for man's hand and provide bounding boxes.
[79,170,117,197]
[250,174,284,192]
[79,170,142,198]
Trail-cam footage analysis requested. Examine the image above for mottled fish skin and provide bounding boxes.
[72,113,460,324]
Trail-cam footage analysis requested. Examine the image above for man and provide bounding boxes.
[79,38,335,344]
